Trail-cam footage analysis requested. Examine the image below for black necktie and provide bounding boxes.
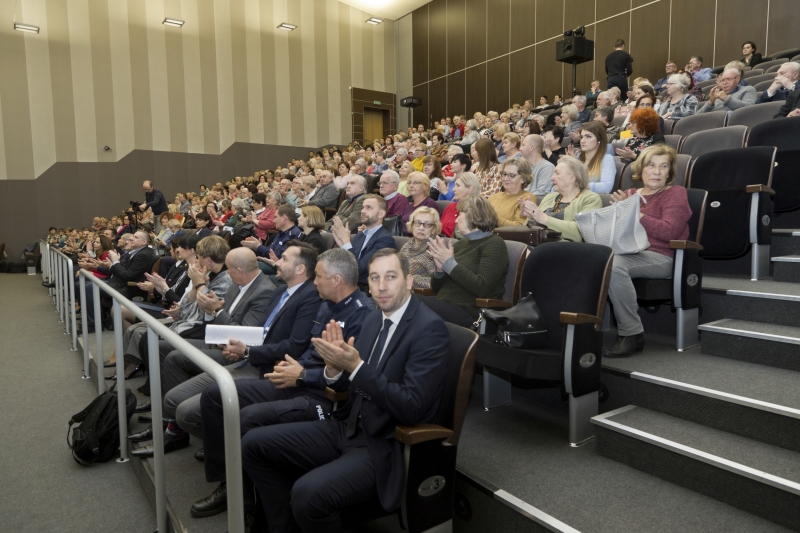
[346,318,393,438]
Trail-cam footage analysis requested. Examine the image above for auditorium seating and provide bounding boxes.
[753,79,777,92]
[766,48,800,60]
[758,58,788,72]
[664,134,682,151]
[679,125,747,159]
[742,69,765,79]
[696,79,718,92]
[747,118,800,213]
[672,111,728,137]
[745,72,777,87]
[726,101,784,129]
[661,118,675,134]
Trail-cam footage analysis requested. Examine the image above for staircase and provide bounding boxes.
[593,230,800,531]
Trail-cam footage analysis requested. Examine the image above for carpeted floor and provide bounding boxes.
[0,274,156,532]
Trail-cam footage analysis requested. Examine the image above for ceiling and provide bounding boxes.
[337,0,432,21]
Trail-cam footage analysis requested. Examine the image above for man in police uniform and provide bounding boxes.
[192,248,376,519]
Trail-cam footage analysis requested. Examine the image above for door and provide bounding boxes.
[363,108,386,145]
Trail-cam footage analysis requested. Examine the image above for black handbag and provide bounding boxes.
[481,292,548,349]
[381,215,404,236]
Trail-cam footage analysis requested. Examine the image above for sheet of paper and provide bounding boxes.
[204,325,263,346]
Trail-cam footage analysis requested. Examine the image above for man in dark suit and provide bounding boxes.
[324,175,367,231]
[141,180,169,227]
[241,248,450,532]
[774,87,800,118]
[331,194,395,287]
[304,170,340,210]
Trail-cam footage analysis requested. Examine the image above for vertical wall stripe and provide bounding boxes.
[362,18,374,90]
[244,0,264,145]
[45,0,77,162]
[214,0,235,152]
[384,18,396,104]
[67,0,98,162]
[259,2,279,146]
[349,7,364,90]
[127,0,153,150]
[107,0,134,159]
[145,0,171,151]
[300,0,318,148]
[313,0,330,147]
[196,0,220,154]
[87,0,116,162]
[287,0,306,148]
[24,0,57,176]
[229,0,250,143]
[338,2,352,144]
[326,0,343,145]
[163,2,188,154]
[180,0,204,153]
[372,19,385,92]
[273,0,293,146]
[0,94,6,179]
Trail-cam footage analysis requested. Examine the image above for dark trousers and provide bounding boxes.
[200,379,330,482]
[242,420,376,533]
[415,295,476,329]
[607,74,628,96]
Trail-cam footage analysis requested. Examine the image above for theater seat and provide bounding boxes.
[742,69,764,79]
[392,236,410,250]
[435,200,451,216]
[726,101,784,129]
[619,154,690,190]
[321,232,336,250]
[664,134,681,151]
[672,111,727,137]
[766,49,800,61]
[745,73,777,88]
[758,58,788,72]
[679,125,747,159]
[661,118,675,134]
[695,79,718,92]
[748,118,800,213]
[687,146,776,280]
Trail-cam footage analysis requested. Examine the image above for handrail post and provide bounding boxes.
[56,253,63,319]
[68,260,78,351]
[147,328,168,533]
[79,272,90,379]
[93,283,104,395]
[63,259,70,334]
[219,372,245,533]
[112,301,129,463]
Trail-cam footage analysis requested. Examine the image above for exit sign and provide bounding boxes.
[373,100,381,105]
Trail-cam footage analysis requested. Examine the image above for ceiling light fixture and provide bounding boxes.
[365,17,383,25]
[14,22,39,33]
[277,22,297,31]
[163,17,185,27]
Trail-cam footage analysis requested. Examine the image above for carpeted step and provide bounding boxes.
[699,318,800,371]
[772,256,800,283]
[701,275,800,327]
[593,406,800,531]
[772,230,800,257]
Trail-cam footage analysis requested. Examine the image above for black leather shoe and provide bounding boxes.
[603,333,645,358]
[136,416,167,428]
[194,448,204,462]
[191,480,227,518]
[128,426,153,442]
[134,401,151,413]
[130,432,190,458]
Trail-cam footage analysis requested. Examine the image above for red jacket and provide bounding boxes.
[253,208,276,241]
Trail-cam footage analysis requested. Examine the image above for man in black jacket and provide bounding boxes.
[141,180,169,230]
[304,171,340,210]
[605,39,633,96]
[242,248,450,532]
[774,87,800,118]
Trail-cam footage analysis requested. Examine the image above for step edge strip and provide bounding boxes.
[698,324,800,345]
[594,417,800,497]
[771,256,800,263]
[630,372,800,420]
[593,404,638,421]
[725,289,800,302]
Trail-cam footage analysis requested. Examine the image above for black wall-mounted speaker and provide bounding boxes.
[400,97,422,108]
[555,37,594,64]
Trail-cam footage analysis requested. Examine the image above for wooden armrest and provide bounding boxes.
[475,298,513,309]
[325,387,350,403]
[746,184,776,195]
[395,424,454,446]
[413,288,437,296]
[127,282,139,287]
[559,312,602,325]
[669,240,703,250]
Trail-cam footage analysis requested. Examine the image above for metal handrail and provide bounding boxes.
[46,243,79,351]
[76,270,245,533]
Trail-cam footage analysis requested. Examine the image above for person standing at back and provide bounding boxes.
[605,39,633,97]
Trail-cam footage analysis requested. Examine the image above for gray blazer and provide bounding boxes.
[211,273,276,328]
[697,85,757,113]
[308,182,340,209]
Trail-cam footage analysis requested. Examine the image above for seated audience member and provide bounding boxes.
[449,115,465,140]
[371,150,390,176]
[296,205,327,255]
[420,196,508,328]
[392,147,410,173]
[595,91,612,109]
[242,204,302,276]
[604,145,692,358]
[654,61,678,94]
[334,161,351,190]
[410,147,426,172]
[758,62,800,104]
[741,41,762,68]
[686,55,713,84]
[492,123,511,158]
[441,145,464,180]
[285,178,304,208]
[459,119,481,146]
[774,88,800,118]
[331,194,395,286]
[520,156,603,243]
[573,95,592,123]
[191,248,375,520]
[440,172,481,238]
[194,212,214,238]
[324,175,367,231]
[240,248,449,533]
[573,121,615,193]
[498,132,523,163]
[594,106,620,140]
[521,134,555,195]
[560,105,582,146]
[490,159,537,227]
[607,87,623,109]
[472,137,502,196]
[377,170,408,219]
[429,132,449,162]
[247,192,277,241]
[586,80,602,99]
[615,107,665,162]
[401,207,440,289]
[536,96,549,109]
[697,67,757,113]
[397,160,413,196]
[306,170,340,210]
[117,214,134,237]
[439,153,469,200]
[422,156,446,200]
[659,73,698,121]
[401,172,439,234]
[543,126,567,166]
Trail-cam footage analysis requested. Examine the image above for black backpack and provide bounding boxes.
[67,389,136,465]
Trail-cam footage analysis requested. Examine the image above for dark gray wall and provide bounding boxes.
[0,142,315,260]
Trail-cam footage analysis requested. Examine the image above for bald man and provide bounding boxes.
[142,180,169,231]
[520,134,555,195]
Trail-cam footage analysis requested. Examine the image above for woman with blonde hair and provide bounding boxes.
[296,205,326,255]
[570,121,615,193]
[400,206,441,289]
[472,138,502,196]
[489,159,537,227]
[440,172,480,238]
[401,172,438,234]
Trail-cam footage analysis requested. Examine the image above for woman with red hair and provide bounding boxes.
[615,102,665,162]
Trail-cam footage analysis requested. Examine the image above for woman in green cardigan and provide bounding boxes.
[520,156,603,242]
[421,196,509,328]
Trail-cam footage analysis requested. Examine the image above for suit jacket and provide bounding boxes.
[327,296,450,512]
[107,246,157,291]
[246,280,321,374]
[308,182,340,209]
[211,273,276,329]
[775,88,800,118]
[325,194,366,232]
[349,226,395,284]
[299,229,326,255]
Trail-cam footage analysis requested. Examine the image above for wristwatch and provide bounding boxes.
[296,369,307,388]
[244,347,250,360]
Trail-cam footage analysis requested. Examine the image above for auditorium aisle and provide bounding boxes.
[0,274,155,532]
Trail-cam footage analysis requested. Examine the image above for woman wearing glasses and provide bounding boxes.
[401,172,438,235]
[400,207,441,289]
[659,73,698,121]
[615,107,666,162]
[489,159,537,227]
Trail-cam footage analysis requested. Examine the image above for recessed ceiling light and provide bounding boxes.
[14,23,39,33]
[163,18,185,27]
[277,22,297,31]
[365,17,383,25]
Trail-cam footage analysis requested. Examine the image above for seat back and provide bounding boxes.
[661,118,675,134]
[727,101,784,129]
[150,258,162,274]
[672,111,727,137]
[758,58,788,72]
[767,49,800,61]
[520,242,613,349]
[685,188,709,244]
[619,153,690,190]
[502,240,529,305]
[614,160,627,190]
[392,236,410,251]
[435,200,452,216]
[435,323,479,445]
[321,232,336,250]
[612,116,627,129]
[679,125,747,159]
[749,118,800,212]
[742,69,765,79]
[792,54,800,63]
[754,80,779,93]
[696,79,718,91]
[745,73,777,87]
[664,134,681,151]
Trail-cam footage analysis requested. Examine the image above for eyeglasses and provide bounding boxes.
[408,181,424,186]
[638,103,653,108]
[501,172,519,179]
[413,221,435,228]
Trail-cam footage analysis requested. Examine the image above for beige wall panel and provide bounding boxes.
[229,0,250,143]
[259,3,279,146]
[127,0,153,151]
[338,2,352,144]
[313,0,330,146]
[107,0,134,159]
[326,0,343,145]
[384,21,396,96]
[349,7,364,91]
[67,0,98,162]
[244,0,264,145]
[362,18,374,91]
[0,94,7,179]
[45,0,77,162]
[165,23,188,154]
[145,0,171,151]
[196,0,220,154]
[87,0,116,162]
[287,0,306,148]
[0,16,35,180]
[180,0,205,153]
[214,0,236,152]
[24,0,57,176]
[300,0,319,148]
[273,0,293,146]
[372,18,385,93]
